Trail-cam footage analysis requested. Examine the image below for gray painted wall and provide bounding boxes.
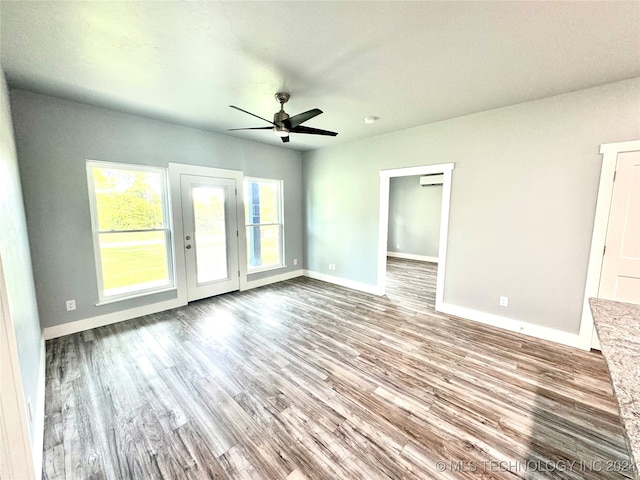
[11,90,304,329]
[0,71,43,457]
[388,175,442,258]
[303,78,640,334]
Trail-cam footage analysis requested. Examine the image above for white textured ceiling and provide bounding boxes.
[1,1,639,151]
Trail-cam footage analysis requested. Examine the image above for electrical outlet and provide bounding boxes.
[293,258,298,266]
[66,299,76,311]
[328,263,336,271]
[499,296,509,307]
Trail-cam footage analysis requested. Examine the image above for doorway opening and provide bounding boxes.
[376,163,454,313]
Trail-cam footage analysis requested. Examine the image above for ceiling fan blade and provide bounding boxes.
[283,108,323,129]
[229,105,275,125]
[228,127,273,131]
[281,136,290,143]
[290,125,338,136]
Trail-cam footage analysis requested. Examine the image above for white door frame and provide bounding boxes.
[0,253,36,480]
[377,163,455,311]
[169,163,248,305]
[579,139,640,350]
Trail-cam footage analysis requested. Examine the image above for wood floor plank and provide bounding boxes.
[43,258,635,479]
[60,378,104,480]
[42,444,66,480]
[159,366,237,458]
[174,422,229,480]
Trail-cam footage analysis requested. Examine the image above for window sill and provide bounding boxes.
[247,264,287,275]
[96,286,177,306]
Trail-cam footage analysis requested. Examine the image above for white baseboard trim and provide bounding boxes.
[44,269,304,340]
[245,269,304,290]
[437,302,583,349]
[303,270,383,296]
[43,298,186,340]
[387,252,439,263]
[32,337,45,480]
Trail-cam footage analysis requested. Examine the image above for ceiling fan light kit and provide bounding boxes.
[229,92,338,144]
[273,126,290,137]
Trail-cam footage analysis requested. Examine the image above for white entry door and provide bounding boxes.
[599,150,640,304]
[180,174,240,301]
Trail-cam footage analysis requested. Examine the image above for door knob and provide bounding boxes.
[186,244,192,249]
[186,235,191,240]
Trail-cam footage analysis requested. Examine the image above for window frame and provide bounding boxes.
[86,160,176,304]
[244,177,285,273]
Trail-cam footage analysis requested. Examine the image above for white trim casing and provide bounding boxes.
[303,270,381,296]
[378,163,455,308]
[578,140,640,351]
[0,254,38,480]
[32,342,45,480]
[386,252,439,263]
[246,269,304,290]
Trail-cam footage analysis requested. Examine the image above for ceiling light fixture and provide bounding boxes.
[364,116,378,124]
[273,125,290,137]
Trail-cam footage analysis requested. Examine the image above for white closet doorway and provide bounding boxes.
[580,140,640,350]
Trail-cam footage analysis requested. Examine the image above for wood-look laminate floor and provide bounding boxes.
[43,258,634,479]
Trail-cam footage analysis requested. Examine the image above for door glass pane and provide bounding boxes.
[192,186,228,284]
[246,225,281,268]
[99,231,170,296]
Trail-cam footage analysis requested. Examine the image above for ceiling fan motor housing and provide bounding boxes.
[273,95,290,136]
[273,110,289,125]
[273,110,290,136]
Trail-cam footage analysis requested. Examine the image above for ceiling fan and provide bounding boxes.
[228,93,338,143]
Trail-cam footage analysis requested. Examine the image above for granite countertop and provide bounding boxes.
[589,298,640,478]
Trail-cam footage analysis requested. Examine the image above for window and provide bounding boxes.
[244,177,284,272]
[87,161,174,302]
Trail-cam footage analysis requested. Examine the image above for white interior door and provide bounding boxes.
[599,150,640,304]
[180,174,240,301]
